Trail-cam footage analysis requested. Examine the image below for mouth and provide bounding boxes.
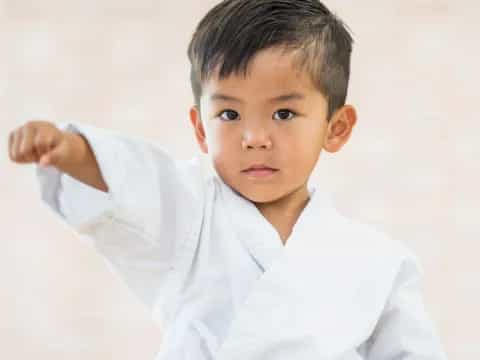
[241,164,279,178]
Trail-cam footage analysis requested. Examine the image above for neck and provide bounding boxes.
[254,185,311,241]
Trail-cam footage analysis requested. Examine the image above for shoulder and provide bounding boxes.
[333,211,421,271]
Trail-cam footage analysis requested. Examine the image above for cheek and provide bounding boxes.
[282,130,322,164]
[202,122,221,152]
[209,126,238,159]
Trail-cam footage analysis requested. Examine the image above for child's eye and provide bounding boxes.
[273,109,297,121]
[218,110,239,121]
[217,109,297,121]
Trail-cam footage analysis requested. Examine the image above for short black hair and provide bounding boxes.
[187,0,354,121]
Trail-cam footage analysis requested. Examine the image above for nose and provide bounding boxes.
[241,125,273,151]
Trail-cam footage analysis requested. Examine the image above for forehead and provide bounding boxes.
[202,47,318,102]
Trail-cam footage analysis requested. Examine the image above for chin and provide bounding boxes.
[236,186,284,204]
[220,173,285,204]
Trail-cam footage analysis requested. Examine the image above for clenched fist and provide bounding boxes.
[8,120,73,168]
[8,120,109,192]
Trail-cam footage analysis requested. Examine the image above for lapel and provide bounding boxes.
[218,179,284,272]
[218,178,321,272]
[215,180,404,359]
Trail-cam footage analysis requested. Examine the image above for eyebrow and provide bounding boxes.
[210,92,306,104]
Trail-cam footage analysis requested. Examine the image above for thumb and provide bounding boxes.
[39,153,52,167]
[39,140,68,168]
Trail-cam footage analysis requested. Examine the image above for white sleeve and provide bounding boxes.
[365,253,448,360]
[35,121,206,320]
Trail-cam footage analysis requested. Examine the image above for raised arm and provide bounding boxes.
[8,120,206,325]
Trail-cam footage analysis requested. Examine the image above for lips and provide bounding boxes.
[242,164,278,172]
[241,164,279,179]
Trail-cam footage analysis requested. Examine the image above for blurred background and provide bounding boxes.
[1,0,479,358]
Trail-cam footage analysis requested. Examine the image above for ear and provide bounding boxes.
[189,105,209,154]
[323,104,357,153]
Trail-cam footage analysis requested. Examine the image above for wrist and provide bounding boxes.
[59,131,89,171]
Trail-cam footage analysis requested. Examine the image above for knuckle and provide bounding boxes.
[19,141,29,155]
[9,129,17,141]
[21,124,31,136]
[24,123,36,136]
[8,133,14,151]
[14,151,22,161]
[17,144,25,157]
[34,135,46,147]
[22,142,33,155]
[19,144,27,155]
[25,119,41,128]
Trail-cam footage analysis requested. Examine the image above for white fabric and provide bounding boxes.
[35,122,448,360]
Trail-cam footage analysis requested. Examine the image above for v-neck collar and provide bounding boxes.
[217,176,334,272]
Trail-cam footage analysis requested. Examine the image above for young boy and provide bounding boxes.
[9,0,448,359]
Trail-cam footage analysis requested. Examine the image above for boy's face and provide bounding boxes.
[189,46,356,204]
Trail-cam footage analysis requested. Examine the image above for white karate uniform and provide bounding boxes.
[35,122,448,360]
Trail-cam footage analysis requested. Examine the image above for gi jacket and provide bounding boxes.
[35,122,448,360]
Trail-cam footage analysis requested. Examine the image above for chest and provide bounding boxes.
[157,183,395,360]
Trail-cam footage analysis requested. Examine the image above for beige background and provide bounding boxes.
[1,0,478,358]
